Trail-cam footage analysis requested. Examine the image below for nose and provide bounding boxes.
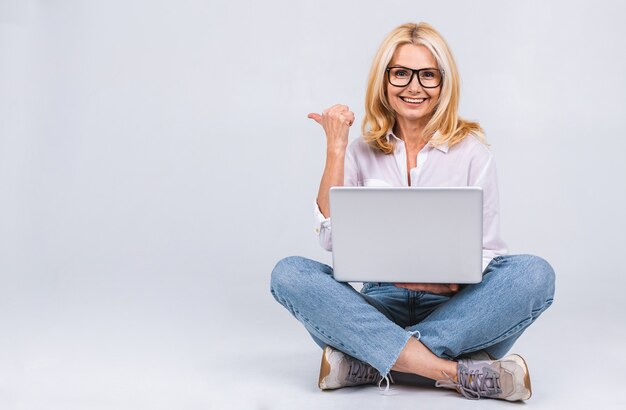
[407,72,422,93]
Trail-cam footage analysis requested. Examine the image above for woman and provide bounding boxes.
[270,22,555,401]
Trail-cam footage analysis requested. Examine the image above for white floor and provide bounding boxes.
[211,292,626,410]
[1,280,624,410]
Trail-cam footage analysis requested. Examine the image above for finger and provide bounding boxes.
[395,283,419,290]
[397,283,430,292]
[421,284,451,294]
[329,104,349,115]
[396,283,454,294]
[345,112,355,126]
[307,113,322,124]
[326,104,343,114]
[428,284,448,293]
[338,113,351,125]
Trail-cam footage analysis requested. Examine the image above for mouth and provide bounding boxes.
[400,96,427,105]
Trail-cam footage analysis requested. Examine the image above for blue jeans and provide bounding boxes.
[270,254,555,377]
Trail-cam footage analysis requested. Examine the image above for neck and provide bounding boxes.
[393,116,431,147]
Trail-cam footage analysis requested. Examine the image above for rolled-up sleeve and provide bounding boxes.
[314,145,359,251]
[314,201,333,251]
[470,151,508,271]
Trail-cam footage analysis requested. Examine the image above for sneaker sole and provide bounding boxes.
[504,354,532,400]
[318,346,333,390]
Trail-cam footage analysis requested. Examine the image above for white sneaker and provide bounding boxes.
[318,346,380,390]
[436,354,532,401]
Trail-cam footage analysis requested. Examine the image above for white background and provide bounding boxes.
[1,0,625,408]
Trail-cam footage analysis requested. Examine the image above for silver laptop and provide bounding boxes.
[329,187,483,283]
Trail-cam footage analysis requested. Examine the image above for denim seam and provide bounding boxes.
[455,317,533,356]
[529,299,553,319]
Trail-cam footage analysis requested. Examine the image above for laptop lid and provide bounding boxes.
[329,187,483,283]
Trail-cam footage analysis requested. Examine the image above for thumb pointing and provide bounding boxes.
[307,113,322,124]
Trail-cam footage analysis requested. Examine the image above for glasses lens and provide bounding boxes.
[388,67,412,86]
[418,69,442,88]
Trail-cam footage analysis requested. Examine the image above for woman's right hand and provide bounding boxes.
[310,105,354,219]
[307,104,354,152]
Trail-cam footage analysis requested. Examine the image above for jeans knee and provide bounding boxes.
[270,256,306,297]
[519,254,555,300]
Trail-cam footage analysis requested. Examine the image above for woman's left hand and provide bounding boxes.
[394,283,460,294]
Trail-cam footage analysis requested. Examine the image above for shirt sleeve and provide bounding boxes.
[470,152,508,271]
[314,145,359,251]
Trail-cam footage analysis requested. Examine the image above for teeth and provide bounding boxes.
[401,97,425,104]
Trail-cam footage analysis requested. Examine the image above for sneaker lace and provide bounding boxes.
[347,361,379,384]
[436,367,501,400]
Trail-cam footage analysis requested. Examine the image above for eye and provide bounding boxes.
[392,68,410,77]
[420,70,437,78]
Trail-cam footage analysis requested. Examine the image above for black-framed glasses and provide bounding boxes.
[386,66,444,88]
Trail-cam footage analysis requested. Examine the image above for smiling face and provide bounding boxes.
[386,43,441,127]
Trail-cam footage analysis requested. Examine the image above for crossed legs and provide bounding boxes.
[270,255,555,381]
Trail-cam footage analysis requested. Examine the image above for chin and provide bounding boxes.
[398,111,430,122]
[410,106,435,119]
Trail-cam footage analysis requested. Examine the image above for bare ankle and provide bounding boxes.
[393,338,458,381]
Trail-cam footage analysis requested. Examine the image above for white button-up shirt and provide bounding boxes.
[315,131,508,272]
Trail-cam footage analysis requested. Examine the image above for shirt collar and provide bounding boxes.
[386,130,449,153]
[385,130,402,143]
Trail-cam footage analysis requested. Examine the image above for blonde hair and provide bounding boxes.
[362,22,486,154]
